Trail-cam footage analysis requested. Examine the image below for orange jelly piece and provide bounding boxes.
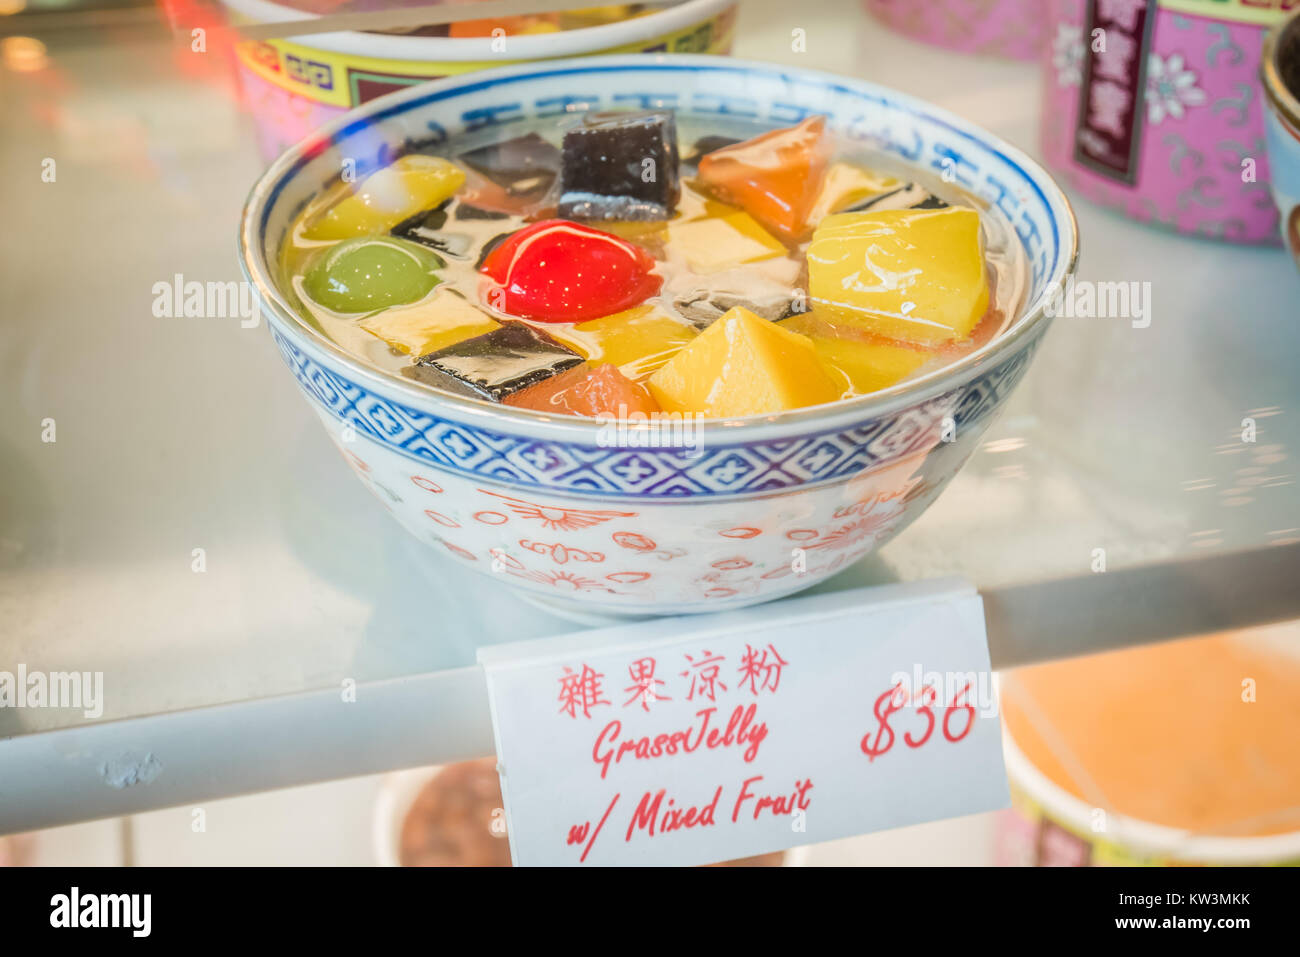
[695,116,831,242]
[503,363,660,418]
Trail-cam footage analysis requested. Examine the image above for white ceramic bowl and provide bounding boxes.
[239,55,1078,618]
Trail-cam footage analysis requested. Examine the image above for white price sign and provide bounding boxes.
[478,579,1009,866]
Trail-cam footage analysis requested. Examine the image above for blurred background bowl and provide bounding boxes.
[1261,6,1300,266]
[220,0,738,159]
[1041,0,1289,244]
[863,0,1047,61]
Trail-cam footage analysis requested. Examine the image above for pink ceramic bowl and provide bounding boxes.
[864,0,1047,61]
[1042,0,1289,243]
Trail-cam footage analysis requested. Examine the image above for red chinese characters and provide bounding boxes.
[680,650,728,702]
[561,643,790,719]
[558,664,611,719]
[546,642,813,860]
[737,643,789,695]
[623,656,671,711]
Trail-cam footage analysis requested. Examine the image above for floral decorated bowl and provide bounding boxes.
[1043,0,1290,244]
[238,55,1078,619]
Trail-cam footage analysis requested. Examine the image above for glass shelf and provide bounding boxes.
[1,1,1296,830]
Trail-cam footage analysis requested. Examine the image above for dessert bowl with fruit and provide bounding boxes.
[239,55,1078,618]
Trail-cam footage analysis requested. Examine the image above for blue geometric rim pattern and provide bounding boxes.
[260,59,1061,499]
[273,326,1038,499]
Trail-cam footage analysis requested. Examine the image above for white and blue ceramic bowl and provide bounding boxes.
[239,55,1078,618]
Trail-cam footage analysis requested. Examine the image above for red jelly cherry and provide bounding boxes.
[479,219,662,322]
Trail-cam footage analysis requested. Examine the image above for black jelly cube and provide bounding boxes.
[395,204,447,235]
[674,290,808,329]
[392,204,473,258]
[844,182,950,213]
[682,135,740,172]
[458,132,561,201]
[412,324,584,402]
[401,363,485,400]
[453,203,511,221]
[558,110,681,221]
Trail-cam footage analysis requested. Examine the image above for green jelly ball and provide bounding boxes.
[304,237,443,314]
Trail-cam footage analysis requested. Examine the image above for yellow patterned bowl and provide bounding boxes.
[221,0,738,158]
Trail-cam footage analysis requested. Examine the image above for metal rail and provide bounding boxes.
[3,543,1296,834]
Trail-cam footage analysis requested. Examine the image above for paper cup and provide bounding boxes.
[998,730,1300,866]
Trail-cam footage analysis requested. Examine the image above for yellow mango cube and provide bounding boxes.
[546,305,697,380]
[807,207,989,346]
[647,307,840,417]
[807,162,902,225]
[305,155,466,240]
[782,314,935,396]
[667,208,786,274]
[360,289,499,356]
